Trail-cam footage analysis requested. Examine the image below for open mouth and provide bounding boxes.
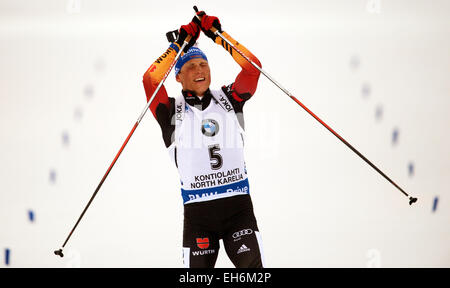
[194,77,205,82]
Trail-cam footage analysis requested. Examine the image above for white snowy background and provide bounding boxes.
[0,0,449,267]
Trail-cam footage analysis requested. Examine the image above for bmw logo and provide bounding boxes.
[201,119,219,137]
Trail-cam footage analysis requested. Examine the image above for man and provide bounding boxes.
[142,11,264,268]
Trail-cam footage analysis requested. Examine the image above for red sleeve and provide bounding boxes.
[232,56,261,102]
[215,31,261,102]
[142,43,180,118]
[143,69,169,119]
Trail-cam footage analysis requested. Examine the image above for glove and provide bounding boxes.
[194,11,223,42]
[175,19,200,52]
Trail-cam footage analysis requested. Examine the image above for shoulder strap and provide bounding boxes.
[172,94,186,147]
[174,95,185,127]
[210,89,246,133]
[210,89,235,114]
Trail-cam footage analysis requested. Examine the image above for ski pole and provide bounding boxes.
[54,35,191,258]
[193,6,417,206]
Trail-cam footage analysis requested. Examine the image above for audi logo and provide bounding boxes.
[232,229,253,239]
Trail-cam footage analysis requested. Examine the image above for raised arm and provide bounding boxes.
[142,20,200,118]
[142,19,200,147]
[196,11,261,103]
[142,44,177,119]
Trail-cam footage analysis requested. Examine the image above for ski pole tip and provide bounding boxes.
[54,248,64,257]
[409,197,418,205]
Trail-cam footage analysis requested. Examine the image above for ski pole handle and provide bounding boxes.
[184,34,192,44]
[193,6,219,34]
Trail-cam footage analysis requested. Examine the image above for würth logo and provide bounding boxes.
[196,238,210,249]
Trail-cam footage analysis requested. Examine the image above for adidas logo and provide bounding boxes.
[237,244,251,254]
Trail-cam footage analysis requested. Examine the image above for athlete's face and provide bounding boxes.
[176,58,211,97]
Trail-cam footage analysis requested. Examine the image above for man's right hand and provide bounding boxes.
[175,19,200,52]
